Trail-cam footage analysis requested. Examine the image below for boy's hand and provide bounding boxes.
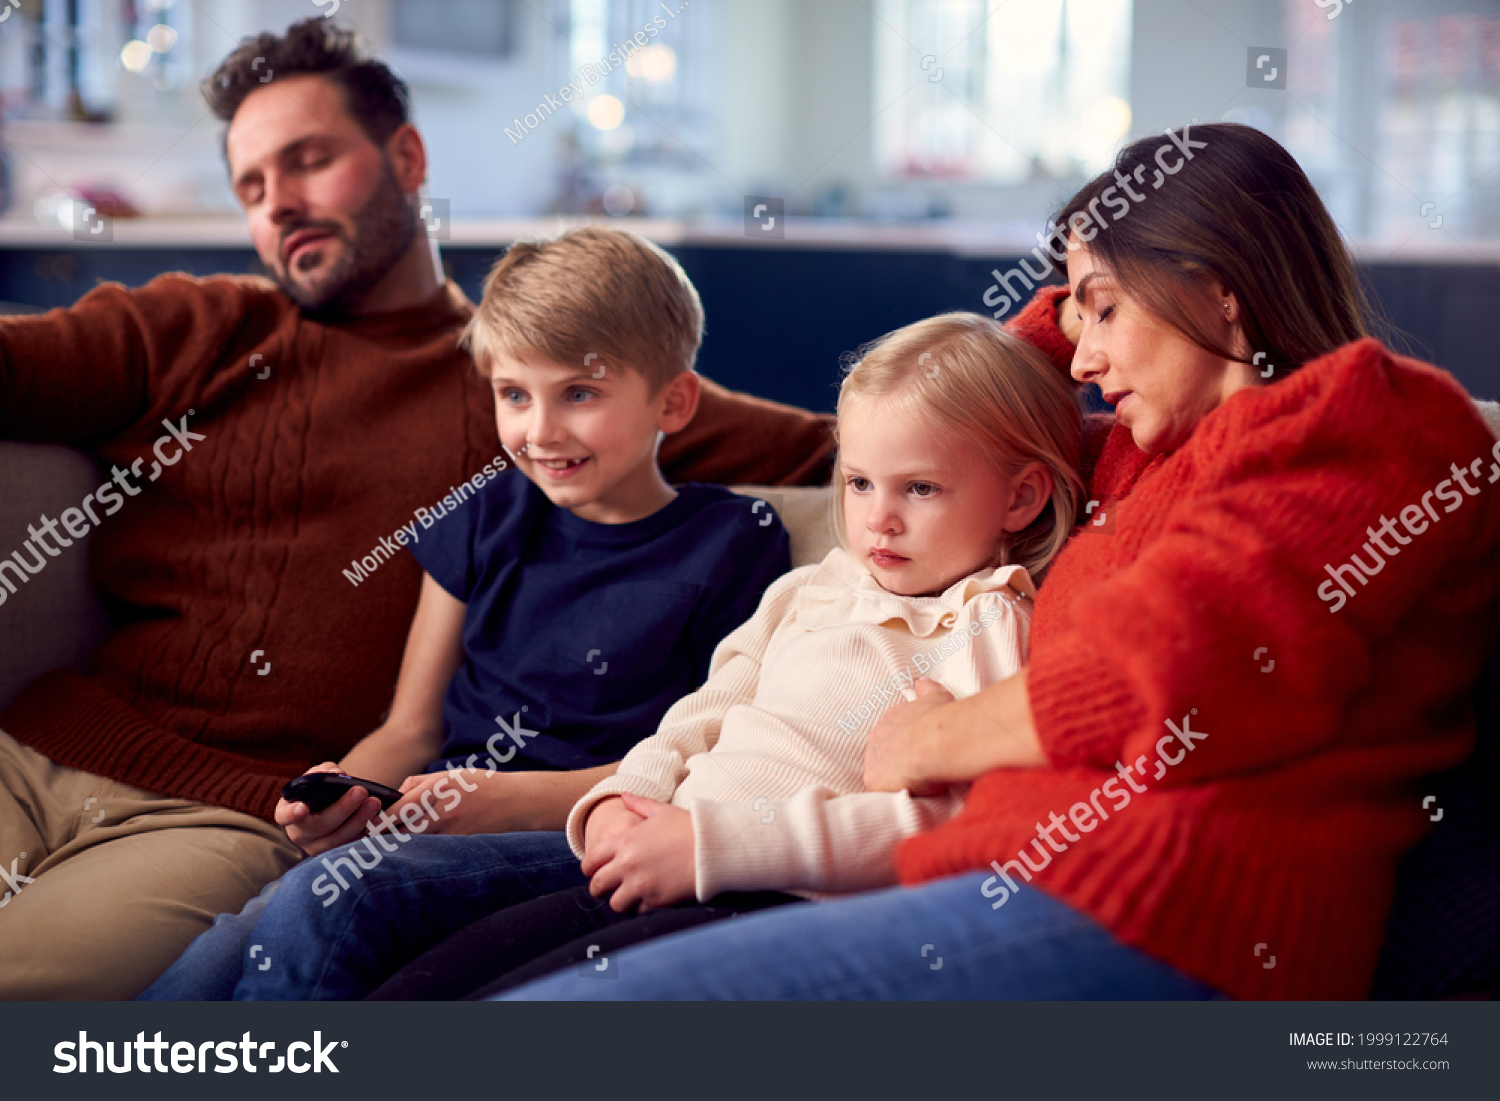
[581,795,645,859]
[275,762,384,857]
[582,794,696,913]
[385,769,546,836]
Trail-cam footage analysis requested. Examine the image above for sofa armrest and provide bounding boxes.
[0,442,111,712]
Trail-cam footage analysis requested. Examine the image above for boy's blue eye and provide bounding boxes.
[567,388,596,403]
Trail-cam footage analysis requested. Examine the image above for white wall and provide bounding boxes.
[3,0,1493,242]
[1128,0,1285,141]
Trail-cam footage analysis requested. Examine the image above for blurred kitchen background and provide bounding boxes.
[0,0,1497,408]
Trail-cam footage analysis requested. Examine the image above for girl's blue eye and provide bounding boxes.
[499,388,526,405]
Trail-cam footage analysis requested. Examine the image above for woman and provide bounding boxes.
[493,123,1500,1001]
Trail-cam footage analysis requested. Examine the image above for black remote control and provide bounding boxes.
[281,772,404,812]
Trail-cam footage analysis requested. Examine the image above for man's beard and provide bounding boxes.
[274,162,418,313]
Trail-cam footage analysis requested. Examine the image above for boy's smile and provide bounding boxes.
[529,454,592,480]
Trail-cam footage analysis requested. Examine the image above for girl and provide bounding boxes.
[366,311,1085,999]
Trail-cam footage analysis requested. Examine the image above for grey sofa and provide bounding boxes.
[3,405,1498,999]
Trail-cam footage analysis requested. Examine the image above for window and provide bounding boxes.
[1282,0,1500,244]
[873,0,1133,183]
[566,0,716,172]
[391,0,517,58]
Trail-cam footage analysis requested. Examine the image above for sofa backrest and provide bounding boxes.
[731,487,841,569]
[3,400,1498,714]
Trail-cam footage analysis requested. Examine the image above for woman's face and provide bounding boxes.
[1066,244,1256,456]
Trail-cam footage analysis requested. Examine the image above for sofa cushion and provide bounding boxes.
[1371,637,1500,998]
[731,486,839,569]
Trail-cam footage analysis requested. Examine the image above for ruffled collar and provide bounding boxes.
[794,547,1035,638]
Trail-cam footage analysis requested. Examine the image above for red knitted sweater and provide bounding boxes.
[898,284,1500,1000]
[0,275,835,821]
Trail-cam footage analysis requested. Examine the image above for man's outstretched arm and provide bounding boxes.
[0,274,268,446]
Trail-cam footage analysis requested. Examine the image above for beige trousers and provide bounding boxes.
[0,729,302,1000]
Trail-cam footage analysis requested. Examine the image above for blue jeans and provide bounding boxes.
[495,872,1226,1000]
[140,832,583,1000]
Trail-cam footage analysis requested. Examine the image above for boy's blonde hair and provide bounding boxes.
[460,226,705,393]
[836,312,1085,580]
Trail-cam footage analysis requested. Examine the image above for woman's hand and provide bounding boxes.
[275,762,385,857]
[582,794,696,913]
[866,672,1048,794]
[865,679,957,795]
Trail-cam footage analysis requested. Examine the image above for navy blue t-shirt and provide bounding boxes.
[410,469,791,772]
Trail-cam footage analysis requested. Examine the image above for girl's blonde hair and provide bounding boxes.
[835,312,1085,581]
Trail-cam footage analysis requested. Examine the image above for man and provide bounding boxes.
[0,18,833,999]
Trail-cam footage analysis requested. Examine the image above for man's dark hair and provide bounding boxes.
[203,18,411,145]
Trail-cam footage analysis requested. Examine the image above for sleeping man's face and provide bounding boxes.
[226,75,415,312]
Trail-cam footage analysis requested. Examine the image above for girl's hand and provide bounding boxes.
[582,794,696,913]
[581,796,646,861]
[864,678,956,796]
[275,762,384,857]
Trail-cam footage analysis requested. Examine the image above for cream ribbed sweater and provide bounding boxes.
[565,547,1034,899]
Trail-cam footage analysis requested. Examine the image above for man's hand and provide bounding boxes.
[865,677,957,795]
[581,795,646,859]
[1057,294,1083,345]
[275,762,384,857]
[582,794,696,913]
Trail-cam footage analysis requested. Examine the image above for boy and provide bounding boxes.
[141,227,790,999]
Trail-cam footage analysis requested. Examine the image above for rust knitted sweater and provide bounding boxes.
[898,284,1500,1000]
[0,274,835,820]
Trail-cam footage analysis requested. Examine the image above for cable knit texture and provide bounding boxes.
[899,284,1500,1000]
[567,547,1034,899]
[0,274,837,820]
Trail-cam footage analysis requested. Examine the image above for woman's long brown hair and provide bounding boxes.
[1056,122,1387,379]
